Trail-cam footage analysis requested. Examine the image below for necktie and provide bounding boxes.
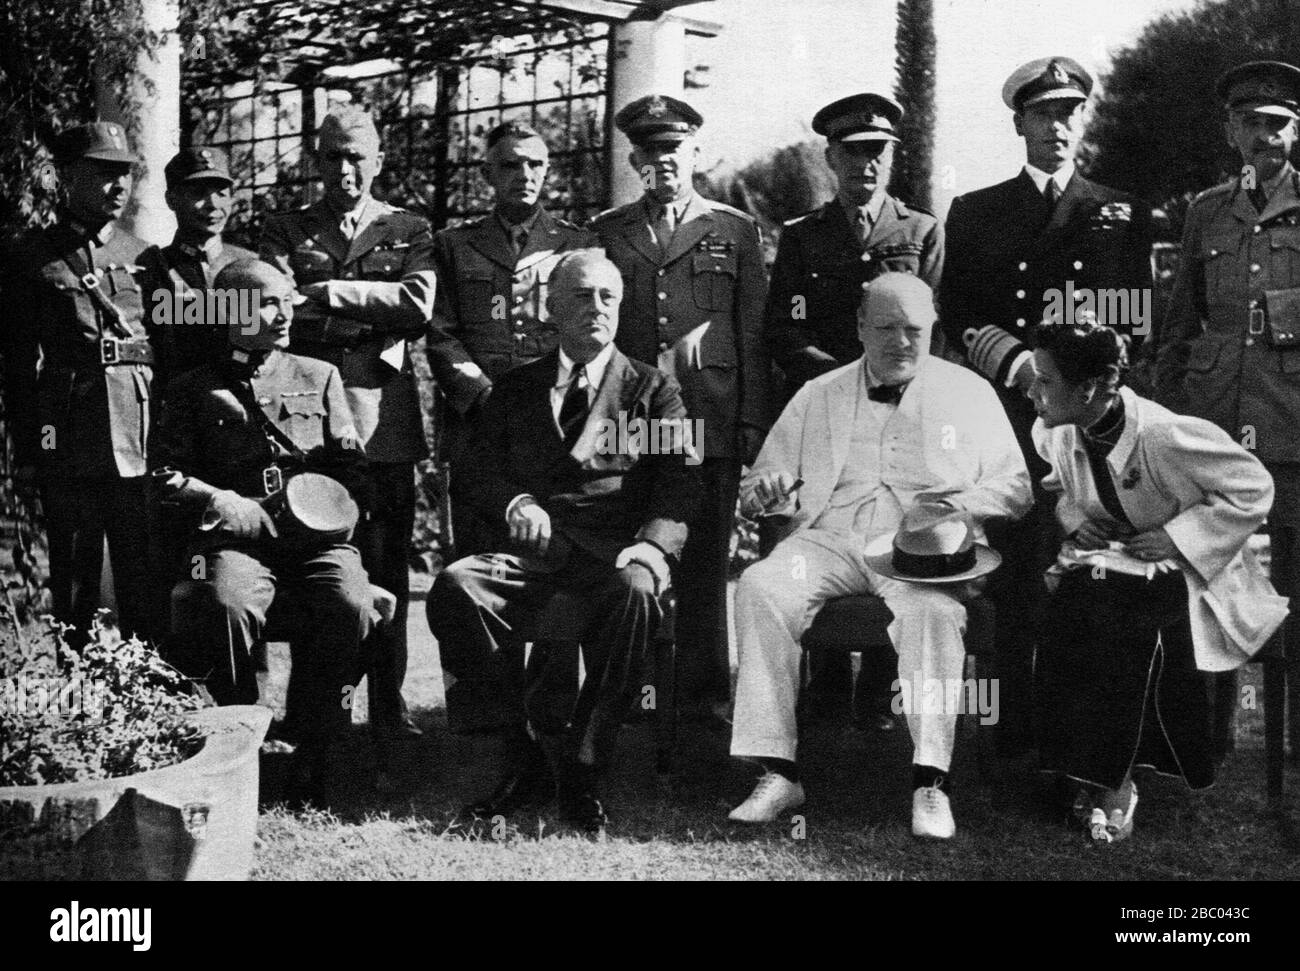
[853,208,871,246]
[653,204,676,250]
[341,213,358,239]
[1249,184,1269,213]
[1043,179,1061,208]
[558,368,590,448]
[510,224,528,257]
[867,383,905,405]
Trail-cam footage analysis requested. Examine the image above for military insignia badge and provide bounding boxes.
[1050,61,1070,85]
[647,95,668,118]
[1260,80,1280,98]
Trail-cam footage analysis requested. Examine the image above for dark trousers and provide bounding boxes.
[1037,569,1214,791]
[675,457,741,705]
[169,540,372,741]
[353,462,415,728]
[40,475,155,643]
[428,547,662,768]
[1264,462,1300,751]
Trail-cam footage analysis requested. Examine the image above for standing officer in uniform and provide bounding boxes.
[766,93,945,398]
[427,119,596,559]
[940,57,1154,752]
[139,147,255,393]
[154,259,372,797]
[591,94,769,717]
[764,94,945,728]
[2,121,156,641]
[261,105,436,739]
[1154,60,1300,738]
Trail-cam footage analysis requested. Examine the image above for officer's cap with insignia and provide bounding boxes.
[486,119,544,150]
[164,146,234,188]
[1002,56,1092,111]
[615,94,703,146]
[1217,60,1300,120]
[812,93,904,143]
[317,103,381,148]
[54,121,139,166]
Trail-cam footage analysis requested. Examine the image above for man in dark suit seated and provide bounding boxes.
[426,250,701,832]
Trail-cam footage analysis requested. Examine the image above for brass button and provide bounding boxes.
[657,269,666,277]
[1251,263,1262,273]
[1015,289,1025,299]
[657,292,668,300]
[1254,225,1262,234]
[658,316,668,325]
[1072,260,1083,270]
[1018,262,1027,271]
[1015,318,1026,328]
[658,341,669,352]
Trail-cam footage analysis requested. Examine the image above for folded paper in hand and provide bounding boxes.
[1055,540,1179,580]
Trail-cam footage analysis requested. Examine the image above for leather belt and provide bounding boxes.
[99,337,155,365]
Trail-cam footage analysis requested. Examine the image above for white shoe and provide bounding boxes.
[911,783,956,839]
[728,772,806,823]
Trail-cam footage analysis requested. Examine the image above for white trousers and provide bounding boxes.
[730,528,968,771]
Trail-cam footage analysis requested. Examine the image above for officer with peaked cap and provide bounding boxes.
[261,104,437,740]
[939,58,1154,756]
[139,147,257,392]
[1154,59,1300,697]
[767,92,945,398]
[764,92,946,729]
[0,121,159,642]
[154,258,372,801]
[591,93,770,719]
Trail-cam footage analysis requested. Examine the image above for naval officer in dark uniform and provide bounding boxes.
[940,57,1155,752]
[591,94,770,716]
[2,121,156,641]
[765,93,945,399]
[261,105,436,738]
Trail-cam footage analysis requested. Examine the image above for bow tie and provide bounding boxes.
[867,383,905,405]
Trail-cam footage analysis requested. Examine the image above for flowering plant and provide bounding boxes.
[0,610,205,786]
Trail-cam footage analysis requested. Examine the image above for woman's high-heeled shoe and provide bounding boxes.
[1088,781,1137,843]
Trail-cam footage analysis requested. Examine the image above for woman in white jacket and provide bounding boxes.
[1028,317,1286,844]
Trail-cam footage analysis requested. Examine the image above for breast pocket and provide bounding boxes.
[458,271,497,323]
[1201,233,1240,299]
[691,252,737,311]
[278,396,326,451]
[359,246,405,281]
[1268,227,1300,281]
[290,245,335,284]
[104,265,146,330]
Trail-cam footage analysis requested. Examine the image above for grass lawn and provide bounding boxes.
[251,583,1300,881]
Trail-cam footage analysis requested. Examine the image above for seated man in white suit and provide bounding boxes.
[729,272,1032,838]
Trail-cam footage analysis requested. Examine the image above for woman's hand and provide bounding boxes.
[1072,520,1116,551]
[1125,527,1179,562]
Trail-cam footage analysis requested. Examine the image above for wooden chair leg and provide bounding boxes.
[1264,656,1285,801]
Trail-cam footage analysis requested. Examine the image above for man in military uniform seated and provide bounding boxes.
[766,92,945,398]
[153,259,372,793]
[139,146,256,395]
[1,121,156,642]
[261,105,437,739]
[426,251,700,833]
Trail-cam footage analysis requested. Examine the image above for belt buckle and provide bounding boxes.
[262,465,284,497]
[1249,308,1266,335]
[99,338,119,364]
[81,271,100,289]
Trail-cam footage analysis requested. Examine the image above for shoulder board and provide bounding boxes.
[440,214,490,235]
[703,199,757,223]
[550,214,583,231]
[898,199,935,218]
[782,208,820,227]
[590,202,639,224]
[1192,180,1236,206]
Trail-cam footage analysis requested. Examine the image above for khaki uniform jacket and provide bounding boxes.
[1154,165,1300,464]
[591,193,769,459]
[260,198,436,463]
[765,194,944,390]
[427,208,596,414]
[151,349,367,520]
[3,219,152,477]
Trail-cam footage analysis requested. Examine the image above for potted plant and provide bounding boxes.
[0,610,270,880]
